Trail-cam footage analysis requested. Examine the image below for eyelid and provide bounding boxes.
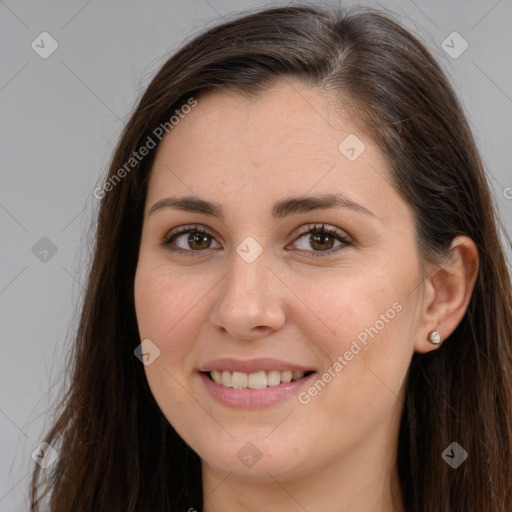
[286,222,353,257]
[160,224,222,253]
[291,222,351,241]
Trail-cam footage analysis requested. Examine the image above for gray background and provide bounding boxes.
[1,0,511,510]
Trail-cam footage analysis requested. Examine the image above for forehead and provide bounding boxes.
[161,82,361,163]
[145,80,402,222]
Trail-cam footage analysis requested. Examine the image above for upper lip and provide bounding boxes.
[200,357,315,374]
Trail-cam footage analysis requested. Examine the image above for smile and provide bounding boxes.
[207,369,314,389]
[199,369,316,408]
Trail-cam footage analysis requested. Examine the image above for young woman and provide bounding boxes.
[30,4,512,511]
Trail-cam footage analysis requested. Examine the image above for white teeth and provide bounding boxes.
[211,370,222,384]
[266,370,281,386]
[208,369,307,388]
[231,371,248,389]
[221,370,231,387]
[281,370,293,383]
[248,371,267,389]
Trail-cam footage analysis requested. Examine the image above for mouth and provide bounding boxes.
[202,369,316,389]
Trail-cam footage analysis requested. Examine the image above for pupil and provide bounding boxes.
[189,232,210,249]
[311,232,334,250]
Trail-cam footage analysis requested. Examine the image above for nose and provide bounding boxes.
[209,248,286,341]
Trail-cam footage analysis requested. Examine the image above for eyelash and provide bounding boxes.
[160,223,353,258]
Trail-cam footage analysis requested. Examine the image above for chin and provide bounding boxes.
[196,436,314,483]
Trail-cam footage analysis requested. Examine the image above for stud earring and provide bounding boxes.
[427,330,441,345]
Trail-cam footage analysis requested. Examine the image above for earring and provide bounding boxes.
[427,330,441,345]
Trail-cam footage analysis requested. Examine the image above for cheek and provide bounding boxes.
[134,262,203,369]
[289,263,405,350]
[134,263,207,428]
[289,266,414,409]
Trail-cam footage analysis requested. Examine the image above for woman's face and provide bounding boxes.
[134,81,426,484]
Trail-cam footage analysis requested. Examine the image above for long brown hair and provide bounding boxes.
[30,4,512,511]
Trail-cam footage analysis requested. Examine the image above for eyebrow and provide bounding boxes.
[148,193,375,219]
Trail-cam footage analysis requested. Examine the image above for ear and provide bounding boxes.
[415,235,479,354]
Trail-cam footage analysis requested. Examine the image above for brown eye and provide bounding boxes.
[161,225,221,254]
[187,231,212,250]
[309,231,336,251]
[289,223,353,257]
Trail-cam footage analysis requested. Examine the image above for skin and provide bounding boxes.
[134,80,478,512]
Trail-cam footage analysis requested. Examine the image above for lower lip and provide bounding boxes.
[199,371,316,409]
